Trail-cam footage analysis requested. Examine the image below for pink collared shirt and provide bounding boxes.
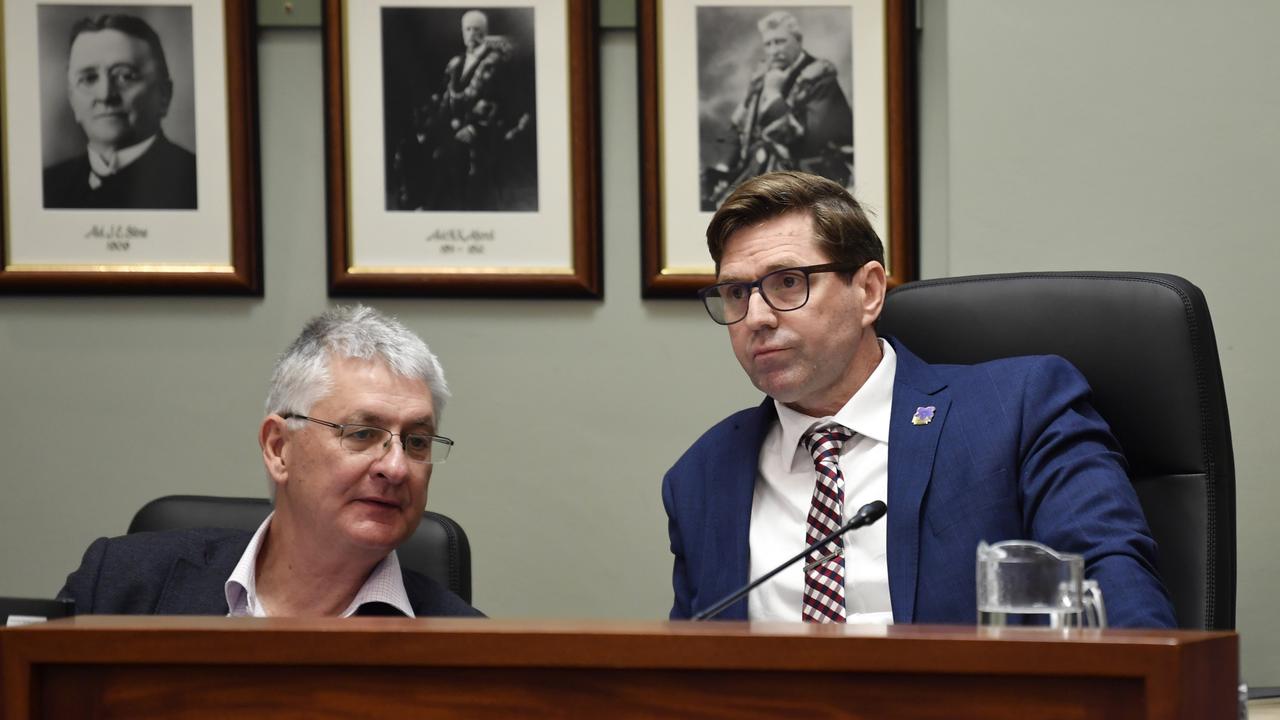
[224,513,415,618]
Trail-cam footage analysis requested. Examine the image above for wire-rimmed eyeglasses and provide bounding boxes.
[696,263,860,325]
[282,414,453,465]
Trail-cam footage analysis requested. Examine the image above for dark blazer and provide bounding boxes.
[57,528,482,618]
[662,338,1176,628]
[43,134,198,210]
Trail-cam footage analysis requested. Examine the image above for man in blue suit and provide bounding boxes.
[665,171,1174,627]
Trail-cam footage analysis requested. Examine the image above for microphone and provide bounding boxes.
[692,500,887,622]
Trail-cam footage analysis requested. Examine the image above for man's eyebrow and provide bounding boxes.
[71,61,142,72]
[405,416,437,433]
[718,261,804,283]
[348,411,435,433]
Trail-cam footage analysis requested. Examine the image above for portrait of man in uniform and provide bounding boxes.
[697,7,854,211]
[38,6,198,210]
[381,6,538,212]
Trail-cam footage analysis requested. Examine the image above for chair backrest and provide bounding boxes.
[877,271,1235,630]
[0,597,75,626]
[128,495,472,603]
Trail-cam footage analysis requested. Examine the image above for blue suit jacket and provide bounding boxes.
[57,528,483,618]
[662,338,1175,628]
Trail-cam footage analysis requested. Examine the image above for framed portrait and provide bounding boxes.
[638,0,917,297]
[0,0,261,294]
[323,0,601,297]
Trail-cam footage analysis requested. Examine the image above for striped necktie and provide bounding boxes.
[801,424,853,622]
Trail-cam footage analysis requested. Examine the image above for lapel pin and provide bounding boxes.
[911,406,936,426]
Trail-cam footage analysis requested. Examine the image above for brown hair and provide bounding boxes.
[706,171,883,274]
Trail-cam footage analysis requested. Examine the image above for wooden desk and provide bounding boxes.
[0,617,1236,719]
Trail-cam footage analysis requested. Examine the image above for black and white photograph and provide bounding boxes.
[325,0,600,298]
[697,6,853,212]
[37,4,198,211]
[1,0,261,294]
[640,0,914,297]
[381,6,538,213]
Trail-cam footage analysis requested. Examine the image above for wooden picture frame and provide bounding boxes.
[323,0,601,298]
[0,0,261,294]
[638,0,916,297]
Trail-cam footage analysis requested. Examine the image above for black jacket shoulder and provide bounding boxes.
[401,566,485,617]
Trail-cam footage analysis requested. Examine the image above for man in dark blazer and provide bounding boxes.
[666,171,1174,627]
[59,306,482,618]
[42,13,196,210]
[60,528,476,617]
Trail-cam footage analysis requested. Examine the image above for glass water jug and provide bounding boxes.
[976,540,1106,628]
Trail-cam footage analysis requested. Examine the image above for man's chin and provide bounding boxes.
[87,131,134,148]
[750,373,802,404]
[343,522,410,553]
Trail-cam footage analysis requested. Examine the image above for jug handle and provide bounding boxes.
[1082,579,1107,628]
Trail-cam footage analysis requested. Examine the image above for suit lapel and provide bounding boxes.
[711,400,775,620]
[154,535,250,615]
[884,338,949,623]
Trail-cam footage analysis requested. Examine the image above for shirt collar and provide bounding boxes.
[224,513,272,617]
[87,134,158,178]
[773,339,898,466]
[224,512,415,618]
[341,551,414,618]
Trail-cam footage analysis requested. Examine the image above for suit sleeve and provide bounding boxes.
[56,536,110,614]
[795,77,853,153]
[1017,357,1177,628]
[662,468,693,620]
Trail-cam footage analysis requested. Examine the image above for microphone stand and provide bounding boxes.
[692,500,887,621]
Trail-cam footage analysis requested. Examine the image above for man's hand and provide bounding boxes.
[761,67,789,103]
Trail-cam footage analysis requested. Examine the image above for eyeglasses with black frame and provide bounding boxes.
[282,414,453,465]
[697,262,861,325]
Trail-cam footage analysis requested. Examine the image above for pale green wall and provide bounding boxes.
[1,0,1275,686]
[919,0,1280,686]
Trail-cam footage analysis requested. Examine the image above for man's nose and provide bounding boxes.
[371,436,411,483]
[742,289,777,330]
[94,76,121,102]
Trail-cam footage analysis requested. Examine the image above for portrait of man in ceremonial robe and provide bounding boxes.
[697,6,854,212]
[381,6,539,213]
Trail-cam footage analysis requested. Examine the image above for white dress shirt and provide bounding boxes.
[748,340,896,623]
[224,513,415,618]
[86,134,157,188]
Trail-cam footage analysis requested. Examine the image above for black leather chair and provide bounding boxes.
[0,597,75,625]
[878,271,1235,630]
[128,495,473,603]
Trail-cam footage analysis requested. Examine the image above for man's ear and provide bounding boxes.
[260,415,290,487]
[157,78,174,119]
[860,261,888,328]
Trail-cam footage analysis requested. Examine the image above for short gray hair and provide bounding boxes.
[758,10,802,41]
[265,305,450,422]
[461,9,488,31]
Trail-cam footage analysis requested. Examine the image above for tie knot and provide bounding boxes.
[803,424,852,465]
